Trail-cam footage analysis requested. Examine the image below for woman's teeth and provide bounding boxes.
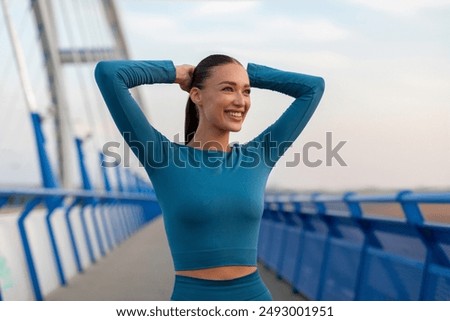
[226,111,243,118]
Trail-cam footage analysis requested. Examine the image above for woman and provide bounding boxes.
[95,54,325,300]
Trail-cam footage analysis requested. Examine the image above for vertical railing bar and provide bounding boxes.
[274,200,288,277]
[79,204,96,264]
[99,200,113,252]
[111,203,122,245]
[17,197,44,301]
[65,198,83,273]
[45,198,67,286]
[125,204,133,237]
[118,205,129,240]
[90,200,106,257]
[398,191,429,300]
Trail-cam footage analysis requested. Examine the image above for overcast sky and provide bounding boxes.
[0,0,449,192]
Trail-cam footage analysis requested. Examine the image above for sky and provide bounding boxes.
[0,0,449,192]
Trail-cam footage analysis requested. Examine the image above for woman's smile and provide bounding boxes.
[225,110,244,120]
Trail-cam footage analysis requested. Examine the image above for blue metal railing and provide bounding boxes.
[0,109,162,300]
[258,190,450,300]
[0,188,161,301]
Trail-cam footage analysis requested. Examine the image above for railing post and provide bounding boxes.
[30,112,59,189]
[79,203,96,264]
[0,197,8,208]
[313,192,326,215]
[344,192,363,218]
[115,165,124,192]
[291,211,308,294]
[17,197,44,301]
[99,199,113,251]
[111,166,127,244]
[30,112,69,287]
[276,193,300,279]
[65,198,83,273]
[45,200,66,286]
[99,152,112,192]
[398,191,430,300]
[314,193,333,300]
[291,194,314,294]
[99,153,113,251]
[120,204,132,239]
[91,202,106,257]
[344,192,367,300]
[112,202,124,244]
[75,138,106,258]
[398,190,424,225]
[274,195,287,276]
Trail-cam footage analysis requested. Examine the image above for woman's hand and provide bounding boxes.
[175,64,195,92]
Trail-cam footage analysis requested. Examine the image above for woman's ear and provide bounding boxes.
[190,87,202,107]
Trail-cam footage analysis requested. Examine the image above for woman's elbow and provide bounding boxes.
[315,76,325,94]
[94,61,115,84]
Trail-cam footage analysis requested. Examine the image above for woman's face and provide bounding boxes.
[190,63,251,134]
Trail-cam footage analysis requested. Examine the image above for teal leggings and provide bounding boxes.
[170,270,273,301]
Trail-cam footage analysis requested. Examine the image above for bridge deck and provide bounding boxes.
[46,216,305,301]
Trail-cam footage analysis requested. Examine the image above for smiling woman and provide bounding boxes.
[94,54,325,300]
[184,55,251,151]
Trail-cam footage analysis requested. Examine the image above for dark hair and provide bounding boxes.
[184,54,242,144]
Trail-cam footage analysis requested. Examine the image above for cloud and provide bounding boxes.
[124,12,178,31]
[125,10,350,49]
[263,17,350,42]
[344,0,450,15]
[232,49,353,72]
[192,1,259,17]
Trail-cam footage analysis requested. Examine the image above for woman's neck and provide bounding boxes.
[187,127,231,152]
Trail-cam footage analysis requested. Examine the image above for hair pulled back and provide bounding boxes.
[184,54,242,144]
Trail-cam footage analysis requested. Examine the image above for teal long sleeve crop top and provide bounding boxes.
[95,60,324,271]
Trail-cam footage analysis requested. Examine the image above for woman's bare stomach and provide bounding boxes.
[176,265,257,280]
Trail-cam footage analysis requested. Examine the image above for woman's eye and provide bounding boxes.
[222,87,233,92]
[244,89,251,95]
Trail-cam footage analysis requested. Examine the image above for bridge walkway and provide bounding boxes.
[47,216,305,301]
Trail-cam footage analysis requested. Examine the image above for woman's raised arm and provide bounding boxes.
[245,63,325,167]
[94,60,176,169]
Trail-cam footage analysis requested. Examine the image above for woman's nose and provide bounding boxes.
[233,92,246,106]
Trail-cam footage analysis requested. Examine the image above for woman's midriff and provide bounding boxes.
[176,265,257,280]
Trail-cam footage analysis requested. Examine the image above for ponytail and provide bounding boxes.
[184,97,199,144]
[183,54,242,145]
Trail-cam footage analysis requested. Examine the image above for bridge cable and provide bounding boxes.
[86,0,121,143]
[57,0,102,150]
[74,0,114,145]
[0,1,32,118]
[1,0,38,113]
